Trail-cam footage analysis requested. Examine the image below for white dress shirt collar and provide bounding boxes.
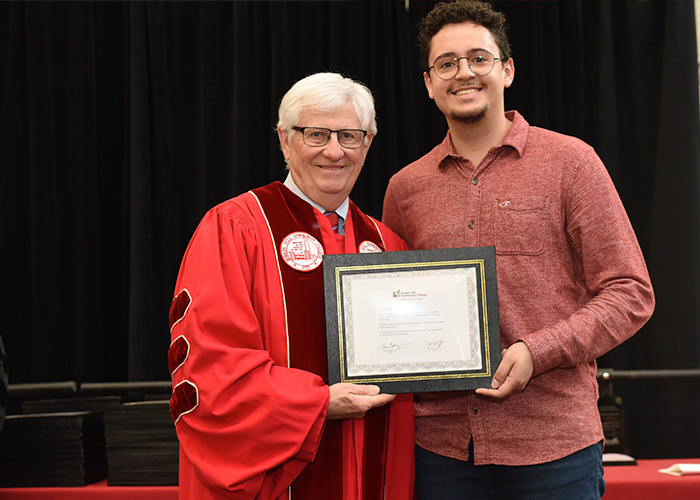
[283,173,349,221]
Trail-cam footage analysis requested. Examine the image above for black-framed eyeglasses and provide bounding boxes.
[429,50,503,80]
[291,126,367,149]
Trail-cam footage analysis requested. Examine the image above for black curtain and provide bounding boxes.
[1,0,698,458]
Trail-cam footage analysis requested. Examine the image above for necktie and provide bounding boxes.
[324,211,341,233]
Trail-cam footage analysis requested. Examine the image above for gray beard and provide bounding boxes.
[450,104,488,124]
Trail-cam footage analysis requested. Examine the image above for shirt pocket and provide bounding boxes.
[492,196,548,256]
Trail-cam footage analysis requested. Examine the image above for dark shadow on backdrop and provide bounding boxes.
[0,0,698,458]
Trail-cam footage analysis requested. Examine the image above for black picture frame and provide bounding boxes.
[323,246,501,393]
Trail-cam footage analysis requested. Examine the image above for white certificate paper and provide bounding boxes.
[343,268,482,376]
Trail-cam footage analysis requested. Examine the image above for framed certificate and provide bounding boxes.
[323,247,501,393]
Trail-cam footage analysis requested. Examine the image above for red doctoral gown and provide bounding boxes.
[168,182,414,500]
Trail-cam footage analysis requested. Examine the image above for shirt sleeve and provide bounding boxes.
[382,177,407,242]
[169,204,329,498]
[521,149,655,375]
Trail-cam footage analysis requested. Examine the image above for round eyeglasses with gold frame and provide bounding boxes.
[429,50,503,80]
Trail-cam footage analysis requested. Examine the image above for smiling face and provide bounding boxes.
[424,22,514,127]
[278,102,373,211]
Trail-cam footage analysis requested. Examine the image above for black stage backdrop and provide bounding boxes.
[1,1,699,458]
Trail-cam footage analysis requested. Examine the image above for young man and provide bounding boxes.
[382,1,655,498]
[169,72,413,500]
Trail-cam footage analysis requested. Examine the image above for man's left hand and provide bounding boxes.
[475,341,534,401]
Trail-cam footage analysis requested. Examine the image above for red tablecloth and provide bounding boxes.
[0,460,698,499]
[0,480,178,499]
[603,458,700,500]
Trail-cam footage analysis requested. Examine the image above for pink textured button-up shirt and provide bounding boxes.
[382,111,654,466]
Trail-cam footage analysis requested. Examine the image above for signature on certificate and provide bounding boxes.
[426,340,445,351]
[381,342,410,353]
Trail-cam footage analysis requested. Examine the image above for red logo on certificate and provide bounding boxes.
[359,240,383,253]
[280,232,324,271]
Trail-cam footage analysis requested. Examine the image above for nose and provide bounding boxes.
[455,56,476,78]
[322,132,346,160]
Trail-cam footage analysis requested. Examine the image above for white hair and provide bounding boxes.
[277,72,377,141]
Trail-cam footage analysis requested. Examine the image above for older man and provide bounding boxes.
[168,73,413,500]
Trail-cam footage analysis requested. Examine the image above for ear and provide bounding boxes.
[277,127,291,161]
[357,133,375,164]
[503,58,515,89]
[423,71,435,100]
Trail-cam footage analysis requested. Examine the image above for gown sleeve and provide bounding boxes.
[169,202,329,499]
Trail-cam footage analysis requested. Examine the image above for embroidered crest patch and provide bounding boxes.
[359,240,383,253]
[280,231,324,271]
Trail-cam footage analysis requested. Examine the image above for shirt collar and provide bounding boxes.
[438,110,528,168]
[283,173,349,220]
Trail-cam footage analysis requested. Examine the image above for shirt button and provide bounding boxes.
[468,221,475,230]
[472,178,478,185]
[472,406,479,414]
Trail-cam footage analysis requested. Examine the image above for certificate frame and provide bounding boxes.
[323,246,501,393]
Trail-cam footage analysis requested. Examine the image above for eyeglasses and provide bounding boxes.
[291,126,367,149]
[429,50,503,80]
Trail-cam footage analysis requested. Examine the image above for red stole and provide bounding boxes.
[252,182,389,500]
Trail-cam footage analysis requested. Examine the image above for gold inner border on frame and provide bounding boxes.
[334,259,493,384]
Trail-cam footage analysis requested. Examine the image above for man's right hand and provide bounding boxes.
[326,383,395,420]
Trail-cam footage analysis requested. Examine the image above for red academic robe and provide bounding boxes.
[168,182,414,500]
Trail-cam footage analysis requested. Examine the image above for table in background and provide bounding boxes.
[0,480,177,499]
[603,458,700,500]
[0,459,699,499]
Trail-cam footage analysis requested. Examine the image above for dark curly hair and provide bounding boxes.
[418,0,512,71]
